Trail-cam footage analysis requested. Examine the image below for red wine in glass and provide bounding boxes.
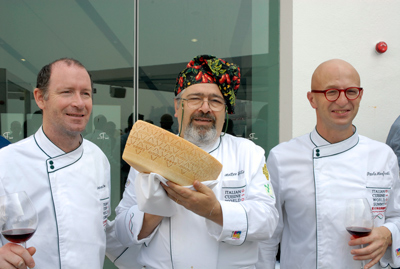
[344,198,374,269]
[0,191,38,249]
[346,226,372,238]
[2,228,36,244]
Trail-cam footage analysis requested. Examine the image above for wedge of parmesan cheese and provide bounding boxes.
[122,120,222,186]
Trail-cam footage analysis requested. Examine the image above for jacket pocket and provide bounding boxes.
[221,178,247,202]
[98,187,110,230]
[366,175,392,226]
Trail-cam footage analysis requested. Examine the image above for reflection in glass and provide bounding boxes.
[137,0,279,153]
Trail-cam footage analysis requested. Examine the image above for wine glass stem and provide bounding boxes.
[17,242,30,269]
[360,244,365,269]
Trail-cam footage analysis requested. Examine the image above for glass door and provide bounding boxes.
[0,1,135,268]
[137,0,279,154]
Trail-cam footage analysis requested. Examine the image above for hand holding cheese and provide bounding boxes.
[162,180,223,226]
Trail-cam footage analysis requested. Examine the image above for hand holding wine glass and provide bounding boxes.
[345,198,374,269]
[0,191,38,268]
[0,191,38,248]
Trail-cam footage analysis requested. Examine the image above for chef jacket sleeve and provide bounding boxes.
[386,117,400,169]
[206,142,278,246]
[380,152,400,268]
[0,182,4,246]
[105,220,143,269]
[256,150,282,269]
[115,168,160,247]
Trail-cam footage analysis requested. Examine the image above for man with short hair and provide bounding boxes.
[0,58,113,268]
[85,114,112,157]
[160,113,174,133]
[8,121,23,143]
[115,55,278,268]
[258,59,400,269]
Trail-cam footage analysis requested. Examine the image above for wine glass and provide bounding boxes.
[345,198,374,269]
[0,191,38,249]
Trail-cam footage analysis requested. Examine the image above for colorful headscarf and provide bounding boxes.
[174,55,241,114]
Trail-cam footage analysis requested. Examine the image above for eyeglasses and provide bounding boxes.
[311,87,363,102]
[179,97,226,111]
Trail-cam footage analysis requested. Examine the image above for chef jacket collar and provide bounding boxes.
[310,125,359,158]
[34,126,83,158]
[200,136,222,154]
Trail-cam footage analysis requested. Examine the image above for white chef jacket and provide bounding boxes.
[0,127,111,268]
[115,133,278,269]
[257,127,400,269]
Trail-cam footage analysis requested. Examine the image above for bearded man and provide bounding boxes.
[115,55,278,269]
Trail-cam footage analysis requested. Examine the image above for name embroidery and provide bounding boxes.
[97,184,106,190]
[367,171,390,176]
[224,170,244,177]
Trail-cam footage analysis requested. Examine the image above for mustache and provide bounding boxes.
[189,112,216,122]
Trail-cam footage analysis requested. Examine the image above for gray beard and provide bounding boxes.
[184,123,218,147]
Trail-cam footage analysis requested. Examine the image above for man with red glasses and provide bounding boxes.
[258,59,400,269]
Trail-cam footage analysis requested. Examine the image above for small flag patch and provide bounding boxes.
[396,248,400,257]
[231,231,241,239]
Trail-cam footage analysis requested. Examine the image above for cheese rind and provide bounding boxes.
[122,120,222,186]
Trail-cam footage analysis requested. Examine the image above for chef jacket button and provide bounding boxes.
[316,153,320,157]
[316,149,320,152]
[50,165,55,169]
[49,160,54,165]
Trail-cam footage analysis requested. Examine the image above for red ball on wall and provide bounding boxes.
[376,42,388,53]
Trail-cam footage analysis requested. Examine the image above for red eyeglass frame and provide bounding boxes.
[311,87,363,102]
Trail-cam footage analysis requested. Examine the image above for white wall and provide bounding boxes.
[280,0,400,143]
